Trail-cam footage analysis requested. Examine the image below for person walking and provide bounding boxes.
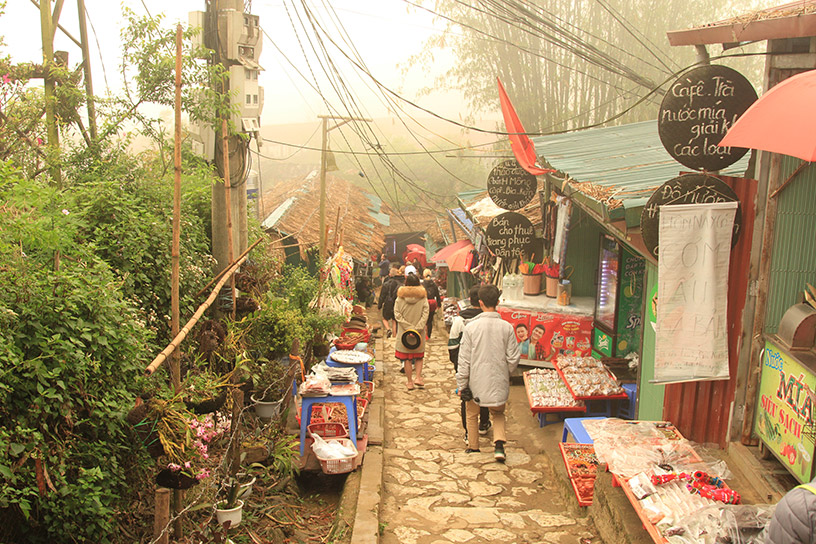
[394,273,429,390]
[378,254,391,286]
[448,286,491,443]
[377,267,403,337]
[456,284,520,462]
[422,269,442,338]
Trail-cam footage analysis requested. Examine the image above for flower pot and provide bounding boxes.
[235,473,256,500]
[215,499,244,528]
[522,273,542,296]
[251,394,282,419]
[545,275,559,298]
[185,390,227,415]
[155,468,199,490]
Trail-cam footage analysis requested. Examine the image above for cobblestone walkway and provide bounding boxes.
[377,326,597,544]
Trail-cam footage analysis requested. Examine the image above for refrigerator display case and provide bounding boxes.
[592,235,645,359]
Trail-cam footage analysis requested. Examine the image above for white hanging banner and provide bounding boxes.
[653,201,737,384]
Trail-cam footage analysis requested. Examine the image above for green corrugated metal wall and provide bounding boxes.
[564,206,603,297]
[765,156,816,333]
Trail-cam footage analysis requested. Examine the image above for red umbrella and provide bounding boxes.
[431,240,475,272]
[719,69,816,161]
[431,240,472,263]
[406,243,426,253]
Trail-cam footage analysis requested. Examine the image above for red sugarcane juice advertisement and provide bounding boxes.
[498,308,533,359]
[551,316,594,358]
[529,312,560,361]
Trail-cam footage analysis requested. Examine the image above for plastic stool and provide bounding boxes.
[299,395,357,456]
[561,416,607,444]
[617,383,637,420]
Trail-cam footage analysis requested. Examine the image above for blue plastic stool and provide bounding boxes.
[617,383,637,420]
[299,394,358,456]
[561,416,607,444]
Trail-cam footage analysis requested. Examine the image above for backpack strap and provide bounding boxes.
[796,483,816,496]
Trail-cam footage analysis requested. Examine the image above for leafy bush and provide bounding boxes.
[0,166,156,542]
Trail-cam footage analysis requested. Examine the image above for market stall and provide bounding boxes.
[575,419,769,543]
[753,300,816,483]
[523,368,585,426]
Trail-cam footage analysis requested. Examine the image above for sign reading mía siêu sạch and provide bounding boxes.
[658,64,757,172]
[754,340,816,483]
[487,159,537,211]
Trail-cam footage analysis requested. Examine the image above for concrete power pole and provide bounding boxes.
[317,115,371,262]
[190,0,262,274]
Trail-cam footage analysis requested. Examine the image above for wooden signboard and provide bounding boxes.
[485,211,537,260]
[658,65,757,172]
[640,173,741,259]
[487,159,537,211]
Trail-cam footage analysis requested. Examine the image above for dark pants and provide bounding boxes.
[426,308,436,337]
[450,347,489,431]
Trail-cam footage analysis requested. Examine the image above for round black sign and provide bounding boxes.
[487,159,537,211]
[640,173,742,259]
[485,212,537,260]
[658,65,757,172]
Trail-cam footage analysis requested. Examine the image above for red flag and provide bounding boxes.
[498,78,554,176]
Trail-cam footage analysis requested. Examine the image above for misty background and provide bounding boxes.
[0,0,779,216]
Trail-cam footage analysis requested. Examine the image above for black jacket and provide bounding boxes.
[378,276,404,311]
[422,279,442,307]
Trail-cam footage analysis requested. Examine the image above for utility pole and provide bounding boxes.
[76,0,97,140]
[317,114,371,262]
[39,0,62,186]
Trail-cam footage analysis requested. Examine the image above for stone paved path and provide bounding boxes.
[377,323,598,544]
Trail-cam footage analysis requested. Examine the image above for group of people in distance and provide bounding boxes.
[378,253,519,463]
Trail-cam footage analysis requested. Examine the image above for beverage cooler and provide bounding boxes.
[592,234,646,359]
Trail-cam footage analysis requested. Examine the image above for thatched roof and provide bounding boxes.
[260,171,388,261]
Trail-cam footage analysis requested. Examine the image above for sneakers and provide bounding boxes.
[478,421,492,436]
[494,440,506,463]
[465,448,481,453]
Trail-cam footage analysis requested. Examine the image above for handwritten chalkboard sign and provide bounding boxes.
[658,65,757,172]
[640,173,742,259]
[485,212,537,260]
[487,159,537,210]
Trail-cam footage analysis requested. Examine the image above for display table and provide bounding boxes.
[522,369,586,427]
[561,416,607,444]
[500,294,594,315]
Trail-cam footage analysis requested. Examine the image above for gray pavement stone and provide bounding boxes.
[375,325,599,544]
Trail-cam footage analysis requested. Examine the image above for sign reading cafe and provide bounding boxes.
[658,65,757,172]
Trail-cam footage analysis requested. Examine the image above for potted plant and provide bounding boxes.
[182,367,230,415]
[246,357,291,419]
[214,481,244,528]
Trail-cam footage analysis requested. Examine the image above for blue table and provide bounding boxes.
[561,416,607,444]
[326,351,371,382]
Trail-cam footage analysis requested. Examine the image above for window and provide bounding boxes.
[246,94,251,105]
[245,68,251,80]
[253,94,258,105]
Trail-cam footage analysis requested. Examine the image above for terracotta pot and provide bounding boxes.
[545,275,559,298]
[522,273,542,296]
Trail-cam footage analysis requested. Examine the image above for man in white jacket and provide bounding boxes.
[456,284,521,462]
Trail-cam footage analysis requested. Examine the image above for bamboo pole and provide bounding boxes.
[171,25,184,540]
[170,24,182,395]
[145,248,252,376]
[153,488,170,544]
[195,237,266,299]
[221,119,236,319]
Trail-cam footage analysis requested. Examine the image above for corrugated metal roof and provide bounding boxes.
[531,120,752,228]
